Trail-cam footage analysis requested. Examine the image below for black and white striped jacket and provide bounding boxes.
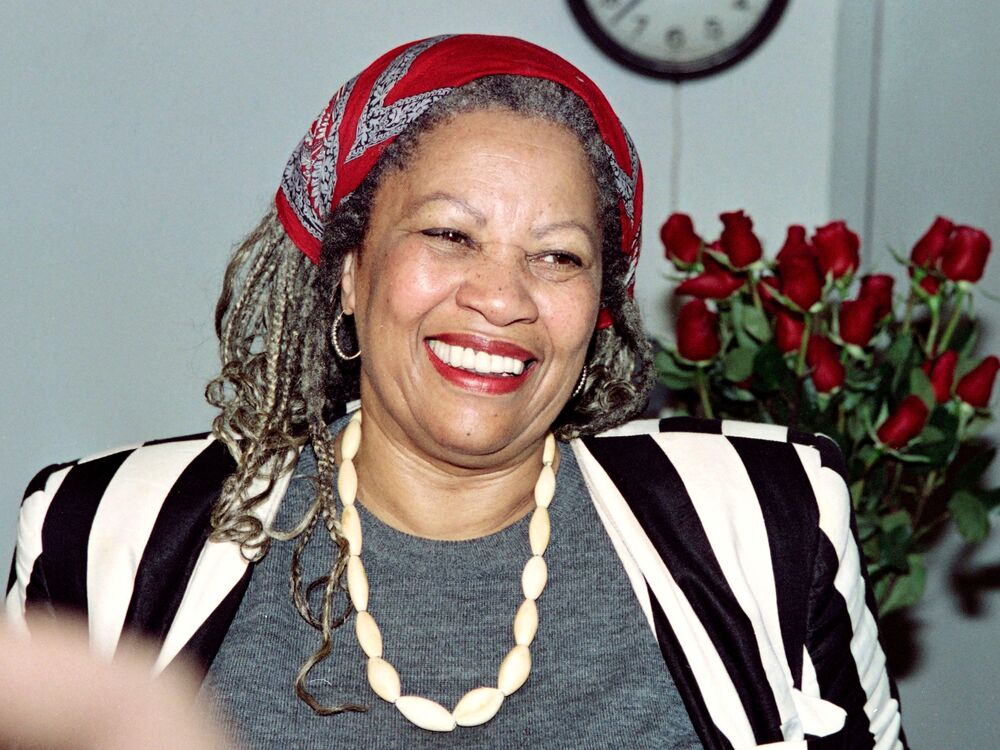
[6,417,905,749]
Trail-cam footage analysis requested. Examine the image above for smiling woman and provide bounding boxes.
[6,34,906,749]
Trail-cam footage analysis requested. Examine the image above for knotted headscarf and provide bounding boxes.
[276,34,642,329]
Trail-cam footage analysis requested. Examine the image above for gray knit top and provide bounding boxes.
[205,426,700,749]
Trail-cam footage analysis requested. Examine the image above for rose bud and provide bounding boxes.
[917,274,941,296]
[911,216,954,268]
[676,299,721,362]
[758,275,782,313]
[940,225,992,283]
[812,221,860,280]
[661,213,702,268]
[955,355,1000,408]
[859,273,895,319]
[774,309,806,354]
[776,225,812,263]
[676,269,745,299]
[877,395,930,448]
[839,297,880,347]
[777,252,824,311]
[719,210,763,268]
[922,351,959,403]
[806,336,846,393]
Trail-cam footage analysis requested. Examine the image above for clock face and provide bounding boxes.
[569,0,788,81]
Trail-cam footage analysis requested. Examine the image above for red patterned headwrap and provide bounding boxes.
[276,34,642,329]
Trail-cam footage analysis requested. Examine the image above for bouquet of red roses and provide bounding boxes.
[658,211,997,612]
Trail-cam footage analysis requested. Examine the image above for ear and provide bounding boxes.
[340,250,358,315]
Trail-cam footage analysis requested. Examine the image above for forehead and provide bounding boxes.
[376,108,599,216]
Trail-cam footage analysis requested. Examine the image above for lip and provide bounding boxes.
[424,338,536,396]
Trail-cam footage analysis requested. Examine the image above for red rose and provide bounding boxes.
[918,274,941,296]
[806,336,845,393]
[719,210,763,268]
[661,213,702,268]
[877,395,930,449]
[774,310,806,354]
[838,297,879,347]
[676,299,721,362]
[911,216,954,268]
[940,225,991,283]
[858,274,895,319]
[812,221,860,279]
[922,351,958,403]
[676,269,745,299]
[776,225,812,263]
[758,275,781,313]
[955,355,1000,408]
[777,253,824,311]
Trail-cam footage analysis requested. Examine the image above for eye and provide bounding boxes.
[534,251,583,268]
[421,228,473,246]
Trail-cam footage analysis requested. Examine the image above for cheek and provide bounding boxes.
[370,251,458,323]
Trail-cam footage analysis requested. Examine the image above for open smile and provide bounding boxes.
[424,335,537,395]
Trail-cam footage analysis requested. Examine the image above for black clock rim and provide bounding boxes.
[568,0,789,82]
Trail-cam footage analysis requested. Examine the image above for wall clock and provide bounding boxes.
[568,0,789,81]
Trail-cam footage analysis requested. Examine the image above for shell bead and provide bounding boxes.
[337,460,358,506]
[521,555,548,600]
[452,687,504,727]
[534,465,555,508]
[341,418,362,460]
[395,696,458,732]
[341,504,362,555]
[347,555,369,611]
[513,598,538,646]
[497,645,532,696]
[367,657,401,702]
[542,433,556,466]
[528,507,550,556]
[355,611,383,658]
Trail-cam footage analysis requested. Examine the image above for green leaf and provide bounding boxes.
[909,367,936,411]
[753,342,794,393]
[886,334,915,371]
[723,346,758,383]
[880,554,927,614]
[879,510,914,570]
[742,305,773,343]
[655,350,697,390]
[952,448,998,490]
[949,490,990,542]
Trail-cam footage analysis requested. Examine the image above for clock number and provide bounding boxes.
[631,14,649,38]
[705,17,723,41]
[609,0,643,25]
[733,0,751,10]
[665,26,686,50]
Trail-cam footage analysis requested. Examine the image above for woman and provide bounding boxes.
[6,35,905,748]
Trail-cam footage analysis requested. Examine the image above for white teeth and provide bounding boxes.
[428,340,527,376]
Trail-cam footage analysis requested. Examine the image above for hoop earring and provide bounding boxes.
[571,363,589,399]
[332,310,361,361]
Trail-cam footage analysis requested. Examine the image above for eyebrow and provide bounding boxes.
[404,191,487,226]
[405,191,599,247]
[531,220,599,248]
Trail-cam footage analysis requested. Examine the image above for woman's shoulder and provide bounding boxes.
[22,432,230,508]
[581,416,846,477]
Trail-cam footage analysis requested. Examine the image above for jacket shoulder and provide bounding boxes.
[590,417,846,478]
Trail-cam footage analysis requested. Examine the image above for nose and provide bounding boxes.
[454,250,539,328]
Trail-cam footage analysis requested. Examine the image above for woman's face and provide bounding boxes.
[341,108,602,466]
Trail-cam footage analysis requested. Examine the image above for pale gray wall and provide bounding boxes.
[830,2,1000,748]
[2,1,997,746]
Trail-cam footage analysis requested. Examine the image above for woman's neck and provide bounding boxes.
[336,409,556,540]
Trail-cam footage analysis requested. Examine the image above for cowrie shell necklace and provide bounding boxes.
[336,410,556,732]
